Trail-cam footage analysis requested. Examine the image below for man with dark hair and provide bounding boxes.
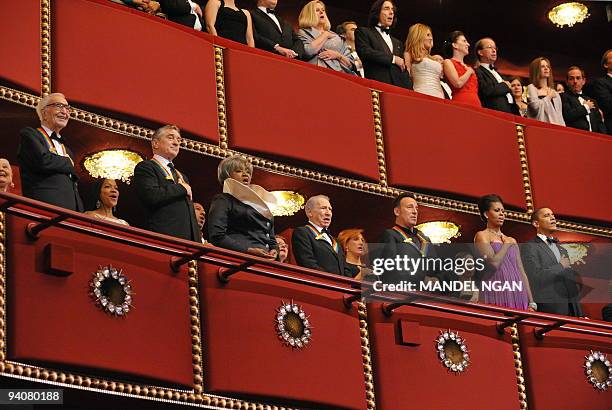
[589,49,612,135]
[379,193,441,284]
[521,208,583,317]
[474,38,519,115]
[251,0,304,59]
[17,92,84,211]
[354,0,411,89]
[562,66,606,133]
[133,125,200,242]
[337,21,363,77]
[292,195,353,276]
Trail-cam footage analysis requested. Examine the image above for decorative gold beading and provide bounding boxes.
[40,0,51,96]
[371,90,388,187]
[516,125,534,214]
[357,302,376,409]
[214,46,229,150]
[510,324,528,409]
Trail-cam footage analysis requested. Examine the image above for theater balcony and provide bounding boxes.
[0,1,610,408]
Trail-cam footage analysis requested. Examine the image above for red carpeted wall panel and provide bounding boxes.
[0,0,41,93]
[519,325,611,409]
[368,303,520,409]
[382,92,527,209]
[52,0,219,142]
[223,47,380,181]
[524,125,612,223]
[199,262,367,409]
[6,215,194,387]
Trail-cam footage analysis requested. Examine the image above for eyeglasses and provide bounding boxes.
[44,102,72,111]
[482,46,498,51]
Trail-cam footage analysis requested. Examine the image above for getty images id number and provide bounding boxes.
[0,389,63,404]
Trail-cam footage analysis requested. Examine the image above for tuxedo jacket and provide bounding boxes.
[561,90,607,134]
[355,27,412,89]
[17,126,84,212]
[133,159,200,242]
[475,66,519,115]
[520,237,583,317]
[250,8,305,59]
[588,75,612,135]
[159,0,204,29]
[292,225,352,277]
[378,227,440,284]
[207,193,277,253]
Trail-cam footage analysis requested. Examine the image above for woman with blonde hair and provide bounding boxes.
[338,228,372,279]
[297,1,355,74]
[404,23,444,98]
[526,57,565,126]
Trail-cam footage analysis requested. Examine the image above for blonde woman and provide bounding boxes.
[404,23,444,98]
[526,57,565,126]
[297,1,355,73]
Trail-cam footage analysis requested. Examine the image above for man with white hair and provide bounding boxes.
[292,194,352,276]
[17,92,83,211]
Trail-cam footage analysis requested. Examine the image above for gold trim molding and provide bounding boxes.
[510,324,529,409]
[516,125,534,214]
[40,0,51,96]
[214,46,229,151]
[371,90,388,187]
[357,302,376,409]
[0,85,610,239]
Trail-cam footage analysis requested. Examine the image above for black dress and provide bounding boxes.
[215,0,247,45]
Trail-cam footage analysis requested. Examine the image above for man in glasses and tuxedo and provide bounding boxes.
[17,92,84,211]
[521,208,583,317]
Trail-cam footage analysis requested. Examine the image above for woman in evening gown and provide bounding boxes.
[205,0,254,46]
[474,194,536,310]
[442,30,480,107]
[404,23,444,98]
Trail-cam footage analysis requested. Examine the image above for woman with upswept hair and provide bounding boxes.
[526,57,565,126]
[404,23,444,98]
[297,0,355,74]
[338,228,372,279]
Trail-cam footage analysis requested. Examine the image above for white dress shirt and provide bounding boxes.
[375,26,393,60]
[537,233,561,262]
[258,6,281,32]
[309,221,333,246]
[576,92,593,131]
[41,124,67,156]
[187,0,202,31]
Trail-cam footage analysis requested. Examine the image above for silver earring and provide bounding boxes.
[96,200,101,209]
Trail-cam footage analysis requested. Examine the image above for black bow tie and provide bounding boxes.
[378,25,390,35]
[266,8,275,14]
[322,227,331,236]
[167,162,175,170]
[546,237,559,244]
[489,65,496,71]
[50,132,61,141]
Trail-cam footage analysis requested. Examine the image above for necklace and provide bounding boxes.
[487,228,502,237]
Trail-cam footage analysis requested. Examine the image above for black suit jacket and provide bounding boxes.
[250,8,304,59]
[207,193,277,253]
[588,75,612,135]
[476,66,519,115]
[292,225,352,277]
[17,126,84,212]
[159,0,204,29]
[355,27,412,89]
[561,90,606,134]
[379,226,440,284]
[520,237,583,317]
[133,159,200,242]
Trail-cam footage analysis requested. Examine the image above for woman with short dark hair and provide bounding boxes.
[85,178,129,226]
[442,30,480,107]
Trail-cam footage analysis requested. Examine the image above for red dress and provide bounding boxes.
[449,59,481,107]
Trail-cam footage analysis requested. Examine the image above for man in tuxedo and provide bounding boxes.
[133,125,200,242]
[17,93,84,211]
[562,66,606,134]
[251,0,304,59]
[474,38,519,115]
[378,193,441,285]
[589,49,612,135]
[158,0,203,31]
[355,0,411,89]
[292,195,352,276]
[520,208,583,317]
[337,21,364,77]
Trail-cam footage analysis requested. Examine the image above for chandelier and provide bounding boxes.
[548,2,590,28]
[415,221,461,244]
[269,191,305,217]
[83,149,144,184]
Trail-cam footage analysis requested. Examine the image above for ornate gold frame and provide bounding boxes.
[510,324,529,409]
